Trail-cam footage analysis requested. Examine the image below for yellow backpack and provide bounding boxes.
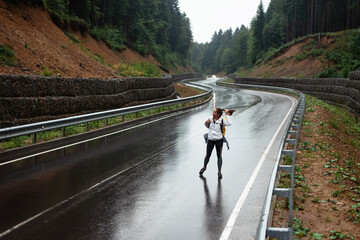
[221,118,226,136]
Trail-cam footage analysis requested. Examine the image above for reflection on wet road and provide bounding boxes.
[0,78,297,239]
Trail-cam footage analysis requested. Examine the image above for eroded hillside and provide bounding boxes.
[0,1,162,78]
[242,35,337,78]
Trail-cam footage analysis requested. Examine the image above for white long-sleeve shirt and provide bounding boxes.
[207,115,232,140]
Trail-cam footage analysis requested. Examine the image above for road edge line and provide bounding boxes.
[219,96,295,240]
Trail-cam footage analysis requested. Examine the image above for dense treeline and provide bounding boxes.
[192,0,360,76]
[7,0,193,69]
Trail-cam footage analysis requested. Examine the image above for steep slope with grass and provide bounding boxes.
[243,37,330,78]
[0,1,168,78]
[240,30,360,79]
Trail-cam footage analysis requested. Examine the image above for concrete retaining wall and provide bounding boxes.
[0,74,178,127]
[229,70,360,115]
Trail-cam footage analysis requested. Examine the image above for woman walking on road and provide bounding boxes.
[199,108,232,179]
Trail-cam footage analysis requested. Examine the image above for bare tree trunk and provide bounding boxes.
[286,14,289,42]
[66,0,70,16]
[347,0,351,29]
[326,1,330,32]
[107,0,112,26]
[308,2,310,34]
[101,0,106,26]
[292,0,297,40]
[314,0,318,33]
[355,0,360,29]
[91,0,95,28]
[322,3,325,32]
[309,0,314,34]
[356,0,359,29]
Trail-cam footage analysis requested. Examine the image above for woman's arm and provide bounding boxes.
[205,119,211,128]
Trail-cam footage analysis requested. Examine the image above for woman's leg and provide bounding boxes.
[215,139,224,172]
[203,140,216,168]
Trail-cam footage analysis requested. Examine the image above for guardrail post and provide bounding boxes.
[282,144,296,227]
[62,127,66,137]
[105,118,108,126]
[86,122,89,131]
[32,133,37,143]
[267,227,293,240]
[290,170,294,226]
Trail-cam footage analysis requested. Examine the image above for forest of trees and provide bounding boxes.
[7,0,360,75]
[24,0,193,69]
[192,0,360,75]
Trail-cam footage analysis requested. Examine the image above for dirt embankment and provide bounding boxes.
[244,36,335,78]
[0,1,162,78]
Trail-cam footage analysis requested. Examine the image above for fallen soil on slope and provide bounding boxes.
[0,1,161,78]
[244,36,335,78]
[272,96,360,239]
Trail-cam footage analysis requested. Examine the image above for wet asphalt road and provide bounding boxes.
[0,78,297,240]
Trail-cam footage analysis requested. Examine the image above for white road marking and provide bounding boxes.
[0,109,197,167]
[219,96,296,240]
[0,124,205,239]
[0,91,295,239]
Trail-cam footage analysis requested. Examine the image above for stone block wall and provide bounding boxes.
[0,75,177,127]
[229,71,360,115]
[171,73,203,82]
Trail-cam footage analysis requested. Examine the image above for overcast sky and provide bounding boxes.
[178,0,271,43]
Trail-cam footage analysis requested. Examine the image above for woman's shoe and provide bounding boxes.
[218,172,222,179]
[199,167,206,175]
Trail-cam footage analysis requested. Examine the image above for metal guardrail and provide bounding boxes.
[1,77,304,239]
[0,78,212,143]
[217,80,305,240]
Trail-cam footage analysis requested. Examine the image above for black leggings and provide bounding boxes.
[203,139,223,171]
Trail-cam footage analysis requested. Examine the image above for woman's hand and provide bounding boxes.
[225,109,234,116]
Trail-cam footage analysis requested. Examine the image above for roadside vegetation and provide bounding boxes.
[0,110,164,150]
[62,32,162,77]
[315,29,360,78]
[0,92,209,151]
[0,43,17,66]
[174,82,206,97]
[114,62,161,77]
[272,95,360,239]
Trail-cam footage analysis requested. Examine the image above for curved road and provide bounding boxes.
[0,78,297,240]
